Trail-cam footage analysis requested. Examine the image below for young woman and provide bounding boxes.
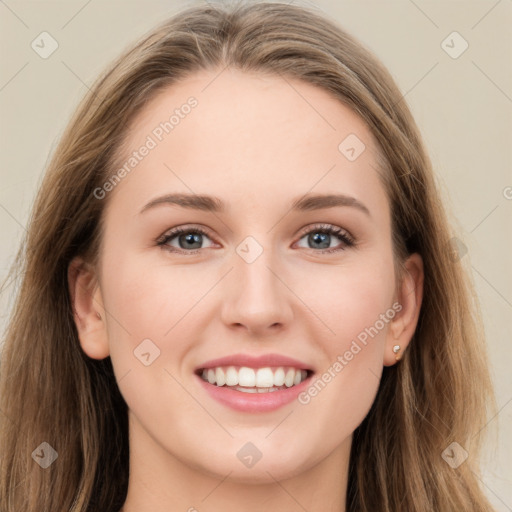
[0,2,497,511]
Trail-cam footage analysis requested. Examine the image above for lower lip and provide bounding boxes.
[195,373,313,413]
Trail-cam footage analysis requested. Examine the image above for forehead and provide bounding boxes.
[107,67,388,218]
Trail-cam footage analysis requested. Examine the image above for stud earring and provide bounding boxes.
[392,344,402,361]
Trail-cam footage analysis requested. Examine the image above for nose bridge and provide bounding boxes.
[220,233,293,333]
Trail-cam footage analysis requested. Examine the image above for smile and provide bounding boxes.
[194,353,315,412]
[197,366,311,392]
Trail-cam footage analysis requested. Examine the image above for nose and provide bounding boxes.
[220,242,294,337]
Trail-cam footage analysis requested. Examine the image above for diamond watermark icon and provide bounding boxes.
[237,442,263,468]
[31,442,58,468]
[236,236,263,264]
[442,442,468,468]
[446,236,467,262]
[338,134,366,162]
[31,31,59,59]
[134,338,161,366]
[441,31,468,59]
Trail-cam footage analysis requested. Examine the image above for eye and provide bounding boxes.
[156,225,215,254]
[295,223,355,253]
[156,223,355,256]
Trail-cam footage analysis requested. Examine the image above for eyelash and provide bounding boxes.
[156,223,355,256]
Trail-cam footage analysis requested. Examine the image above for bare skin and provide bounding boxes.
[69,68,423,512]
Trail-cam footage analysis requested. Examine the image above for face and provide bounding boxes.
[74,67,421,484]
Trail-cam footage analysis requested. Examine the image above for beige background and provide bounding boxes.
[1,0,511,508]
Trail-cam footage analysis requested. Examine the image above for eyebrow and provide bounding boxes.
[140,192,370,216]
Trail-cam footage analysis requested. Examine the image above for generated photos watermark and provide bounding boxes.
[93,96,198,200]
[298,301,403,405]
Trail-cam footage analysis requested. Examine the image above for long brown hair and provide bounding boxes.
[0,1,497,510]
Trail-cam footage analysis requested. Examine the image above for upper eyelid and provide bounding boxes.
[297,223,352,238]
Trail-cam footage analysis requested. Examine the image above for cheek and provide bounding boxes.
[294,267,393,449]
[98,252,212,438]
[100,249,209,344]
[300,252,396,352]
[293,252,395,407]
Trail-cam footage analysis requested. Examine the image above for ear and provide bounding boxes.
[68,256,110,360]
[384,253,424,366]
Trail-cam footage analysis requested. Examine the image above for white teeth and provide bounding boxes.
[256,367,274,387]
[215,367,226,387]
[233,385,284,393]
[199,365,310,390]
[284,368,295,387]
[274,367,285,386]
[225,366,238,386]
[239,367,255,387]
[237,386,258,393]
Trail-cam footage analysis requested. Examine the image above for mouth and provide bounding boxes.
[194,353,315,412]
[195,365,314,394]
[194,364,315,412]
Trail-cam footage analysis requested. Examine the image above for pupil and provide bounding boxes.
[310,232,329,249]
[180,233,202,249]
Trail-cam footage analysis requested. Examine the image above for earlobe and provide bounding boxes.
[384,253,424,366]
[68,257,110,360]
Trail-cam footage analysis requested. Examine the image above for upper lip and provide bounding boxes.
[196,353,314,372]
